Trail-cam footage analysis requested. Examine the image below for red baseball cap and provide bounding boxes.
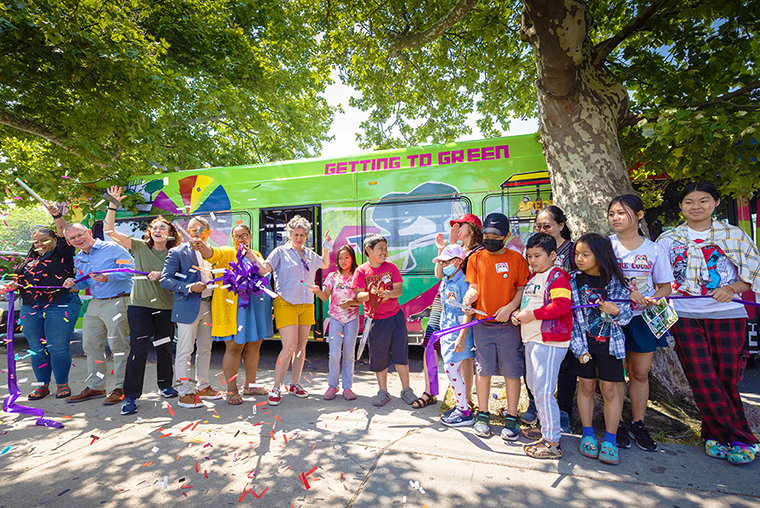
[450,213,482,229]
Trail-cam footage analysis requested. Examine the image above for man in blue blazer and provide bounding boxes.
[161,216,221,408]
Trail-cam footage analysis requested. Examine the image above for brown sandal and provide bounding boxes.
[411,391,437,409]
[242,387,269,396]
[524,439,563,459]
[522,425,542,440]
[226,392,243,405]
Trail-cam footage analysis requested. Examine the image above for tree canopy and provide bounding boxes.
[0,0,335,211]
[321,0,759,200]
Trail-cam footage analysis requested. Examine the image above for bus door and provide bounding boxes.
[258,205,324,338]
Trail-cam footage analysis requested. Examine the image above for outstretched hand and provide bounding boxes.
[106,186,126,203]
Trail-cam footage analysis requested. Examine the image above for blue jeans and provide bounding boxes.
[328,317,359,389]
[21,292,82,385]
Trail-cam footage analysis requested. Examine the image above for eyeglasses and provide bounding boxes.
[534,222,556,232]
[233,233,250,241]
[66,231,88,242]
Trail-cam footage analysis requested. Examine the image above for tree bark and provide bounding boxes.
[521,0,698,417]
[521,0,636,236]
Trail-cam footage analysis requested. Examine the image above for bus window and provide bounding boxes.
[482,185,552,249]
[258,206,321,260]
[361,196,470,275]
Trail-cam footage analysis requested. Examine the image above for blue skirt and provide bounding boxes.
[213,293,273,344]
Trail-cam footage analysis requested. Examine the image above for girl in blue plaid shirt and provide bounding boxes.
[569,233,632,465]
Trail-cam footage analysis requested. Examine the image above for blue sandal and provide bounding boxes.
[579,435,599,458]
[705,439,729,459]
[726,444,756,465]
[599,441,619,465]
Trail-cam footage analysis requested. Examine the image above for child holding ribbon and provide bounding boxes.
[656,182,760,465]
[312,245,362,401]
[510,233,572,459]
[434,244,476,427]
[607,194,673,452]
[569,233,632,465]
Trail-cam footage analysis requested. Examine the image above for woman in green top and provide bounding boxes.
[104,186,180,415]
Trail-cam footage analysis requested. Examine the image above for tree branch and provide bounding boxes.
[389,0,479,55]
[0,109,107,167]
[694,80,760,109]
[593,0,672,66]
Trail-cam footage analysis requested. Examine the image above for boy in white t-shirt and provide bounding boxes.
[511,233,572,459]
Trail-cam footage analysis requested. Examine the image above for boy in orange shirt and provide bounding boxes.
[462,213,530,440]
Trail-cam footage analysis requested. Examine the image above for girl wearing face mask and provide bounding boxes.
[417,215,485,410]
[12,203,81,401]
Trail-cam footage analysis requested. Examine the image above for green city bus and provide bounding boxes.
[103,133,553,343]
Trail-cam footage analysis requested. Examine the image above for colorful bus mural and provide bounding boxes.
[105,134,551,344]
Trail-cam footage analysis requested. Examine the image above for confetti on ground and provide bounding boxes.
[142,461,154,467]
[166,403,175,416]
[89,435,99,445]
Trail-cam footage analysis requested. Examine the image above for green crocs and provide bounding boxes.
[705,439,729,459]
[599,441,619,465]
[726,444,756,465]
[579,435,599,459]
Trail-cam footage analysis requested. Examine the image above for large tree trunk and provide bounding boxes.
[521,0,635,234]
[521,0,699,420]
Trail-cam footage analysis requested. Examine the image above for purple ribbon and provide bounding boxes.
[571,295,760,310]
[3,291,63,429]
[211,249,276,308]
[424,316,495,397]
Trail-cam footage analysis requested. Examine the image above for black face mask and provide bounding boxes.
[483,238,505,252]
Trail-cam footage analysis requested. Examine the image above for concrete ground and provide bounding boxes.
[2,351,760,508]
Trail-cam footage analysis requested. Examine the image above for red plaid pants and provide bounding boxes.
[672,318,756,444]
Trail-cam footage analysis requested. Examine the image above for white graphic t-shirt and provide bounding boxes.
[610,234,674,316]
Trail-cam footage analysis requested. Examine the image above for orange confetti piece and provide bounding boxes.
[304,376,310,383]
[181,422,195,432]
[255,401,268,407]
[176,455,181,461]
[250,487,268,499]
[217,372,226,386]
[227,373,238,383]
[204,470,208,478]
[270,431,275,441]
[181,485,193,489]
[166,404,175,416]
[191,421,200,431]
[238,490,246,502]
[350,407,358,413]
[274,414,281,421]
[142,461,154,467]
[283,434,288,443]
[264,409,272,415]
[312,445,316,451]
[194,458,199,473]
[61,415,72,419]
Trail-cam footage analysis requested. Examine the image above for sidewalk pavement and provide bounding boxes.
[1,354,759,508]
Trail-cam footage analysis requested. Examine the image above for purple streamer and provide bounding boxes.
[211,249,276,308]
[571,295,760,310]
[425,316,496,397]
[3,292,63,429]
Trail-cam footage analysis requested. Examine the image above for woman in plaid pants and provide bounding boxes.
[657,182,760,465]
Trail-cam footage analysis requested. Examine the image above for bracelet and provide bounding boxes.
[724,285,736,295]
[52,213,62,219]
[107,207,118,212]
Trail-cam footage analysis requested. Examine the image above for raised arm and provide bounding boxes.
[102,186,131,250]
[44,202,67,238]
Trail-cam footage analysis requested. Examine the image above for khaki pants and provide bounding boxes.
[82,296,130,391]
[175,300,213,396]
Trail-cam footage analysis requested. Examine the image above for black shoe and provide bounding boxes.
[630,421,658,452]
[617,422,632,449]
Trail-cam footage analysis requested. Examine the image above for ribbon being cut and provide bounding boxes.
[2,268,152,428]
[212,248,277,308]
[424,294,759,398]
